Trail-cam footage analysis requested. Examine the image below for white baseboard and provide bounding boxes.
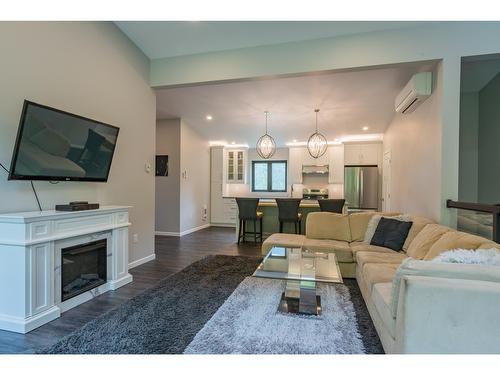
[0,306,61,334]
[155,223,211,237]
[128,253,156,269]
[154,231,179,236]
[210,223,236,228]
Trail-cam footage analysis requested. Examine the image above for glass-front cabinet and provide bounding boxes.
[226,149,246,184]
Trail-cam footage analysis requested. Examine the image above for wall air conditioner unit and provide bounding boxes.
[395,72,433,114]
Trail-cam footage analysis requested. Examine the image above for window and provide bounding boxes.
[252,160,287,192]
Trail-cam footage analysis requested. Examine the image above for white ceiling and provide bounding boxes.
[156,63,433,146]
[115,21,427,59]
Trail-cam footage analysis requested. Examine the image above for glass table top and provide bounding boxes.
[253,246,343,284]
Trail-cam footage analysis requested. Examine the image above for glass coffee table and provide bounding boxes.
[253,246,343,316]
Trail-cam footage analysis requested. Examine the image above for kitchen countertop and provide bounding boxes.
[222,197,320,207]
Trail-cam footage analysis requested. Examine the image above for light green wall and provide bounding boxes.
[458,92,479,202]
[478,72,500,204]
[150,23,500,88]
[150,22,500,226]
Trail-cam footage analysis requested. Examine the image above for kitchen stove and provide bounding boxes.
[302,188,329,200]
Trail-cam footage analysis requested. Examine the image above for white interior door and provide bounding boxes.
[382,151,391,212]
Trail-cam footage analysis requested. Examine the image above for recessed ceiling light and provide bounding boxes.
[231,141,235,145]
[362,126,369,131]
[206,115,213,121]
[293,139,297,143]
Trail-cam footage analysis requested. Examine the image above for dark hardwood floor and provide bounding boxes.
[0,227,261,354]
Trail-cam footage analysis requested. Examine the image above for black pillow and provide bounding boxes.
[370,217,413,251]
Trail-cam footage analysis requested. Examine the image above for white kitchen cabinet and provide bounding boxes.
[210,181,224,223]
[288,146,330,184]
[210,147,237,226]
[288,147,304,184]
[210,147,225,224]
[210,146,224,182]
[223,198,238,224]
[211,194,237,226]
[226,149,247,184]
[344,143,381,165]
[328,145,344,184]
[302,147,329,166]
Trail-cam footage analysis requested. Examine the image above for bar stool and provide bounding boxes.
[276,198,302,234]
[236,198,263,244]
[318,199,345,213]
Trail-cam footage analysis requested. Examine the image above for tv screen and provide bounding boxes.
[9,101,119,182]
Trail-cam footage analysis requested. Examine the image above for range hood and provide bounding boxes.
[302,165,329,174]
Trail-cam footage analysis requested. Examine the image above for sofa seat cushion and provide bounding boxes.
[350,241,396,257]
[306,212,352,242]
[406,224,453,260]
[362,263,400,295]
[372,283,396,339]
[424,231,493,260]
[302,238,352,262]
[261,233,305,255]
[403,215,434,251]
[356,251,408,269]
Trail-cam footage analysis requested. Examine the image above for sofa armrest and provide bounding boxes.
[394,275,500,353]
[391,259,500,317]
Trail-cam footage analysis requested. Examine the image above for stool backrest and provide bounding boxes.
[235,198,260,220]
[275,198,301,221]
[318,199,345,213]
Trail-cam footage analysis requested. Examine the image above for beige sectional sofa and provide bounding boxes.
[262,211,500,354]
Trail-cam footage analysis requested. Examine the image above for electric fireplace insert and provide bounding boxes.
[61,239,107,301]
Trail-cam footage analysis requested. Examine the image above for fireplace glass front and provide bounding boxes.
[61,239,107,301]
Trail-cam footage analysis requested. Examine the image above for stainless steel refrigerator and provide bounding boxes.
[344,166,379,209]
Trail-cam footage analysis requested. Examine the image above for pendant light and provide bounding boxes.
[256,111,276,159]
[307,109,328,158]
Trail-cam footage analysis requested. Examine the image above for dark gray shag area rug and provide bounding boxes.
[40,255,383,354]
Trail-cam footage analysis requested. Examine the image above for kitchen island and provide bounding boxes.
[226,197,322,241]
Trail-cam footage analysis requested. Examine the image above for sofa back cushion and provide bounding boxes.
[478,241,500,250]
[349,212,377,242]
[402,215,434,251]
[424,231,493,260]
[349,211,401,242]
[306,212,351,242]
[406,224,453,259]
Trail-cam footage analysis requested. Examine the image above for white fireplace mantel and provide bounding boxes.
[0,206,133,333]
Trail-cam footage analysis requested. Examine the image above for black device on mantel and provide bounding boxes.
[55,201,100,212]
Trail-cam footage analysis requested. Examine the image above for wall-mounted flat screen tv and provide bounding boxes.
[8,101,119,182]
